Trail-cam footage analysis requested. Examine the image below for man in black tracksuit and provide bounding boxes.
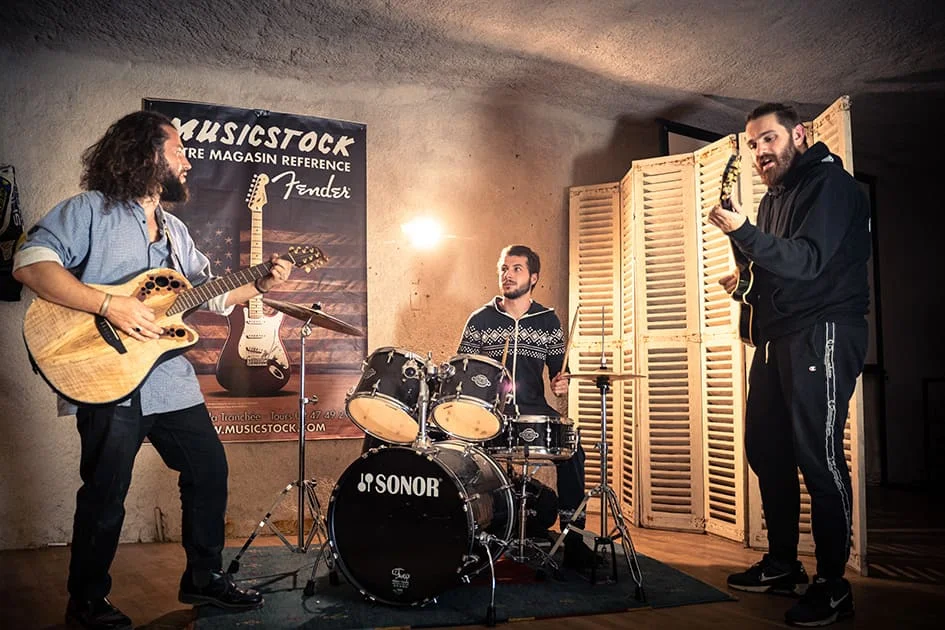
[709,103,870,627]
[458,244,595,569]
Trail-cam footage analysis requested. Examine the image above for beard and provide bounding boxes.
[502,279,532,300]
[757,142,798,187]
[158,160,189,203]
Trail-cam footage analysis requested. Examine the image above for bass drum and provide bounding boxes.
[328,441,514,606]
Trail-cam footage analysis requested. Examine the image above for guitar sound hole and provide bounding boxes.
[175,329,186,337]
[146,281,155,290]
[155,276,170,287]
[170,280,181,289]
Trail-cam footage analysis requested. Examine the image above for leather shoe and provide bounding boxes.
[178,570,263,610]
[65,597,133,630]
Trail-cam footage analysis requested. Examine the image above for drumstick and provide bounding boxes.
[559,304,580,376]
[500,333,510,368]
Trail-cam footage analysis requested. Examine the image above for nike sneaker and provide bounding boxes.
[785,576,854,626]
[727,553,809,595]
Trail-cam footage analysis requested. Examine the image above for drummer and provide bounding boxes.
[456,244,597,571]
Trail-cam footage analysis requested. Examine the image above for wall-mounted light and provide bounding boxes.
[401,216,444,250]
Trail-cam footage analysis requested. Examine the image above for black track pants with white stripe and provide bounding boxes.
[744,321,867,579]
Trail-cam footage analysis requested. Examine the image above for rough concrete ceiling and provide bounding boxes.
[4,0,944,168]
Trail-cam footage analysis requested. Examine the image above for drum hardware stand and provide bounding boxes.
[412,353,438,449]
[546,372,645,599]
[228,309,331,582]
[504,446,561,578]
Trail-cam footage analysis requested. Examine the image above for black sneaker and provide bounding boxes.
[65,597,133,630]
[785,576,854,626]
[179,570,264,610]
[727,554,809,595]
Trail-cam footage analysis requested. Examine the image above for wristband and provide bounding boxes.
[254,277,269,294]
[98,293,112,316]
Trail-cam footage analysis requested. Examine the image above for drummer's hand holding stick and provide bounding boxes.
[553,305,580,397]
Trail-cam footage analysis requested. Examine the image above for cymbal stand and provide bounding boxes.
[547,374,645,600]
[228,312,331,582]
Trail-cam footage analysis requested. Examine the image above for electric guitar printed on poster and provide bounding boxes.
[720,153,757,346]
[215,173,293,396]
[22,246,325,406]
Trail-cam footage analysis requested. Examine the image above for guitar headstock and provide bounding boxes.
[720,153,740,211]
[285,245,328,274]
[246,173,270,211]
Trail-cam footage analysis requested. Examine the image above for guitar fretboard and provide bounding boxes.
[166,261,276,316]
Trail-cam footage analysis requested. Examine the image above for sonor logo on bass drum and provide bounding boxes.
[357,472,442,497]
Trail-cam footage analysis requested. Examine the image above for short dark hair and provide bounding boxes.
[80,110,175,206]
[499,244,541,276]
[746,102,801,132]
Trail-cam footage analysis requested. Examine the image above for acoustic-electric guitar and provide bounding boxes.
[22,245,324,405]
[720,153,757,346]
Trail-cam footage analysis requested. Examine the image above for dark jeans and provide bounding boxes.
[68,398,228,600]
[745,321,867,579]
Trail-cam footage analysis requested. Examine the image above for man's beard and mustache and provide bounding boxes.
[158,160,189,203]
[757,142,799,187]
[502,279,533,300]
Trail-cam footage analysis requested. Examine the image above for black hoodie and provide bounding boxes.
[728,141,870,343]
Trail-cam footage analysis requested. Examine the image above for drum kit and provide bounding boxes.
[226,301,645,625]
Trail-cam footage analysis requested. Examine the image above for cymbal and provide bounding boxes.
[563,371,646,381]
[263,299,364,337]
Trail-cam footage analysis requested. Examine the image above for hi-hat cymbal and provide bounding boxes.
[263,299,364,337]
[563,371,646,381]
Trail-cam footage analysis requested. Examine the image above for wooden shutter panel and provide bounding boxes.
[568,184,623,499]
[632,154,705,532]
[619,168,639,524]
[695,136,748,542]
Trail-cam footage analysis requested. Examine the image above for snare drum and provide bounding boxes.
[431,354,510,441]
[346,347,426,444]
[328,441,513,606]
[486,415,577,461]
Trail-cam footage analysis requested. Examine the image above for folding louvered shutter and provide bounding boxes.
[567,184,624,503]
[743,96,867,573]
[695,136,748,542]
[632,155,705,532]
[618,168,639,524]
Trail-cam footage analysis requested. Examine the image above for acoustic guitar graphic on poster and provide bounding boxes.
[216,173,295,396]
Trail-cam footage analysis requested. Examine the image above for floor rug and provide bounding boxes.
[194,543,733,629]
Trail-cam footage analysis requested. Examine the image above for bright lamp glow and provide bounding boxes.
[401,216,444,249]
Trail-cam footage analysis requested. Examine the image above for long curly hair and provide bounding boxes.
[80,110,173,206]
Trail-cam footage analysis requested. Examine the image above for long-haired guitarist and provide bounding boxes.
[12,111,293,629]
[707,103,870,627]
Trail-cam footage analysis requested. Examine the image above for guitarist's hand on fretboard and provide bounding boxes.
[708,199,748,234]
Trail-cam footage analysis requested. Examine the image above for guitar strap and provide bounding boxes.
[157,205,184,273]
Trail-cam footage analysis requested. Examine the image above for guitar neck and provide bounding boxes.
[166,261,276,316]
[249,206,264,318]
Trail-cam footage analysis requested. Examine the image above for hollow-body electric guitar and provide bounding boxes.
[215,174,293,396]
[721,154,757,346]
[22,245,324,406]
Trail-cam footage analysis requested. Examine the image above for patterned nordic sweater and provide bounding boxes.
[457,298,564,416]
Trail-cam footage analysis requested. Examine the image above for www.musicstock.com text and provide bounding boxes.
[210,409,346,435]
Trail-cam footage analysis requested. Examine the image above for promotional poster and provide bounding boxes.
[143,99,367,442]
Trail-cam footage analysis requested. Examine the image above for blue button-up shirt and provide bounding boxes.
[15,191,232,415]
